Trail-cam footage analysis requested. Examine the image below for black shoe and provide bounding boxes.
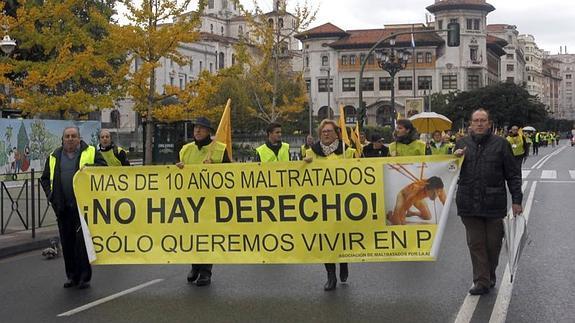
[77,281,91,289]
[469,284,489,295]
[196,275,211,287]
[324,274,337,291]
[187,268,199,283]
[63,280,78,288]
[339,264,349,283]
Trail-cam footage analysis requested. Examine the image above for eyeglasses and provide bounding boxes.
[321,129,336,133]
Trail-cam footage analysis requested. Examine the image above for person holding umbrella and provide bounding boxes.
[453,109,523,295]
[389,119,429,156]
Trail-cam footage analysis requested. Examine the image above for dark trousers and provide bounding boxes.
[191,264,213,277]
[324,263,348,276]
[532,142,539,155]
[57,205,92,283]
[461,216,504,288]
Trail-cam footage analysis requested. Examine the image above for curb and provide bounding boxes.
[0,234,59,259]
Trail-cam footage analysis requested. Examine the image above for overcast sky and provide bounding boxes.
[254,0,575,54]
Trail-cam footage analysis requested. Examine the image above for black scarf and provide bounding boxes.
[195,136,212,149]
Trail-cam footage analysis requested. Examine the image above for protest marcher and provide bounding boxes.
[40,126,107,289]
[362,134,389,158]
[176,117,230,287]
[453,109,523,295]
[429,131,452,155]
[300,134,314,160]
[98,129,130,166]
[303,119,355,291]
[389,119,429,156]
[255,123,290,162]
[532,132,540,155]
[506,126,528,166]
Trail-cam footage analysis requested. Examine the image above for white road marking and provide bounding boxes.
[489,181,537,323]
[57,279,164,317]
[534,146,566,169]
[569,171,575,180]
[540,170,557,179]
[521,170,531,179]
[454,181,528,323]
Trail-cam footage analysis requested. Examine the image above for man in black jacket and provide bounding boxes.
[40,127,107,289]
[362,134,389,158]
[454,109,523,296]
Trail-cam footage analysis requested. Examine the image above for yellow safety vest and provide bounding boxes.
[49,145,96,190]
[100,146,126,166]
[256,143,290,162]
[179,141,226,165]
[430,141,451,155]
[389,140,427,157]
[300,144,310,159]
[305,146,356,160]
[506,136,525,157]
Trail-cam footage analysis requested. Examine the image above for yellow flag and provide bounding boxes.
[338,104,350,146]
[351,122,363,158]
[215,98,233,161]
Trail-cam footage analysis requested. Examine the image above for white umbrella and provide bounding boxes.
[503,214,529,282]
[523,126,536,132]
[408,112,452,133]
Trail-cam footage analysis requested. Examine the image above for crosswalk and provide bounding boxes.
[522,169,575,181]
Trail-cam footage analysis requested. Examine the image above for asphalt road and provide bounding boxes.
[0,143,574,323]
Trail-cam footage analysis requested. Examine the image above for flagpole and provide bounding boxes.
[411,24,416,99]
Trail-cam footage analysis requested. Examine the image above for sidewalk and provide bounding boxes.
[0,226,60,259]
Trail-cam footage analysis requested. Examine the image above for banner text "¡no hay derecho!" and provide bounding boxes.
[73,156,461,265]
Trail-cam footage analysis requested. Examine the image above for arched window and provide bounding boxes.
[318,106,333,121]
[219,52,225,69]
[278,18,284,28]
[268,18,274,27]
[238,25,243,36]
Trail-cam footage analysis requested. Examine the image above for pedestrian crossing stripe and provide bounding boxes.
[521,170,575,180]
[541,170,557,179]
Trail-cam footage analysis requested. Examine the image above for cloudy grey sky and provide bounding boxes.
[255,0,575,54]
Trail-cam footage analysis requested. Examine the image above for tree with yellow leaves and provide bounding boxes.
[0,0,125,119]
[115,0,207,164]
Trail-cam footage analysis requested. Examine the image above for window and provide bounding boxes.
[305,55,309,67]
[318,78,333,92]
[322,55,329,66]
[360,78,374,91]
[199,61,203,71]
[170,77,174,86]
[305,79,311,92]
[367,54,375,65]
[466,18,480,31]
[219,52,225,69]
[341,55,349,65]
[425,52,433,63]
[416,52,424,63]
[342,78,356,92]
[208,0,214,9]
[507,64,514,72]
[567,82,572,87]
[221,26,224,35]
[418,76,432,90]
[442,75,457,90]
[238,25,243,36]
[506,53,514,59]
[179,78,184,90]
[468,75,480,90]
[470,46,478,62]
[350,55,356,65]
[189,58,193,72]
[450,18,458,24]
[566,74,572,79]
[437,20,443,30]
[278,18,284,28]
[379,77,392,91]
[209,62,213,73]
[398,76,413,90]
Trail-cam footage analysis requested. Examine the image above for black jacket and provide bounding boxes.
[40,141,107,215]
[454,133,522,218]
[362,142,389,158]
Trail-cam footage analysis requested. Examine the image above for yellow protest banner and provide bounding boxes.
[74,156,461,265]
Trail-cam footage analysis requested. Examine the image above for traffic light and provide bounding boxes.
[447,22,460,47]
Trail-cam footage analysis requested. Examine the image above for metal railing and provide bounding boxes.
[0,169,53,238]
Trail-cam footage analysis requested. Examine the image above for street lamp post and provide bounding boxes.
[320,66,331,119]
[374,38,411,127]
